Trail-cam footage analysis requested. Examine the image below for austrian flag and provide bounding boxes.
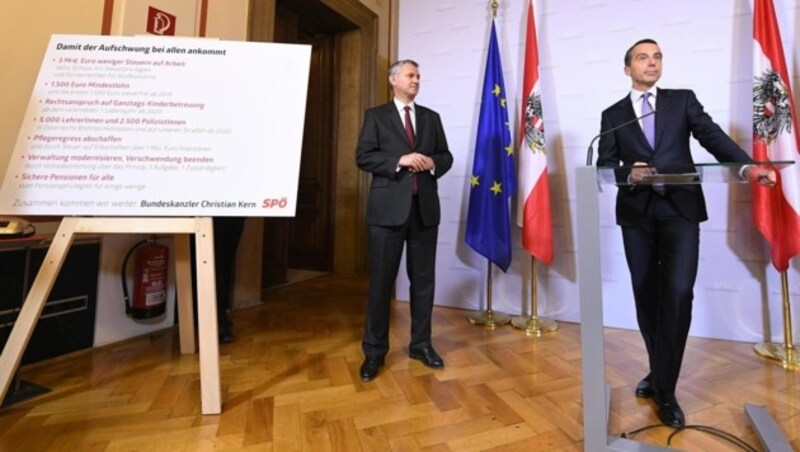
[516,0,553,264]
[752,0,800,272]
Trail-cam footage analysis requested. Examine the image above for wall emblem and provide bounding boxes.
[146,6,176,36]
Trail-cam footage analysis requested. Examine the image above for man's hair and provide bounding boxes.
[388,59,419,76]
[624,39,658,66]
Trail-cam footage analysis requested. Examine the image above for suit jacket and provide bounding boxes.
[597,88,752,226]
[356,102,454,227]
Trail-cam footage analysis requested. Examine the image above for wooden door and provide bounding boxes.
[288,32,335,271]
[262,1,342,288]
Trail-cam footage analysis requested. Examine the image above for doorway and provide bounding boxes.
[261,0,358,289]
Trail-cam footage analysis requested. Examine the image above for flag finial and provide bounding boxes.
[491,0,499,18]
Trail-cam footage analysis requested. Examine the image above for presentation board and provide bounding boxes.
[0,34,311,217]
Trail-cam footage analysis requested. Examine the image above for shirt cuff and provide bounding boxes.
[739,164,752,179]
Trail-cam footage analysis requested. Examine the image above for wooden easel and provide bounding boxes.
[0,216,223,414]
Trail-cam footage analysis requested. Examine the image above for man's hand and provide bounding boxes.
[744,165,777,187]
[629,161,656,184]
[399,152,434,172]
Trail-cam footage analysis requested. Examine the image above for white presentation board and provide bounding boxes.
[0,34,311,217]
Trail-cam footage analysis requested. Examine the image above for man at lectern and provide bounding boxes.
[596,38,776,428]
[355,59,454,382]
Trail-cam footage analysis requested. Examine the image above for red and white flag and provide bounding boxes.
[752,0,800,272]
[516,0,553,264]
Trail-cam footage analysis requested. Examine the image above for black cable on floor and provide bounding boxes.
[619,423,759,451]
[667,425,759,452]
[619,423,667,438]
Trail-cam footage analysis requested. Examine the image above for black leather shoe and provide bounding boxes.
[218,330,235,344]
[359,356,384,382]
[409,346,444,369]
[218,323,235,344]
[635,378,655,399]
[655,393,686,428]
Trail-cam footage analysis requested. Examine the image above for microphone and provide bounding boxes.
[585,106,661,166]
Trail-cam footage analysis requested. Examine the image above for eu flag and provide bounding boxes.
[465,21,516,272]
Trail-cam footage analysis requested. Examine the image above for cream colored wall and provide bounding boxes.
[0,0,105,182]
[0,0,250,180]
[207,0,250,41]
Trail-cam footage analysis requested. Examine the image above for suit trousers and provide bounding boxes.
[189,217,245,331]
[213,217,245,319]
[362,197,438,357]
[621,194,699,397]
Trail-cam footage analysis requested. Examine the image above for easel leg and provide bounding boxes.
[174,233,195,354]
[0,218,77,403]
[195,217,221,414]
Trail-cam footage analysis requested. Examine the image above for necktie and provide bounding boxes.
[641,93,655,149]
[641,93,664,193]
[404,106,418,194]
[403,106,416,147]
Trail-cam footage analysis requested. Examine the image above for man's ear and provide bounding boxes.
[624,66,631,77]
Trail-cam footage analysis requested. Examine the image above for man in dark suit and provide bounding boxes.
[356,59,454,382]
[597,38,775,428]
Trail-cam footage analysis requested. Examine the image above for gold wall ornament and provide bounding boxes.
[491,0,499,18]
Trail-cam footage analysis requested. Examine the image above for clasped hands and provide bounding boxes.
[628,162,656,184]
[628,161,777,187]
[399,152,434,173]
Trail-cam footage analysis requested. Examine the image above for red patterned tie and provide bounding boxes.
[404,106,418,194]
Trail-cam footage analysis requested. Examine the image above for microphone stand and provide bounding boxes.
[585,107,660,166]
[586,135,602,166]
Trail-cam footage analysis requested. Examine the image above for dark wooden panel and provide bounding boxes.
[0,242,99,365]
[262,1,343,282]
[277,0,357,35]
[288,32,335,271]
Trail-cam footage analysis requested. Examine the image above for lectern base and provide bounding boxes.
[466,310,510,329]
[754,342,800,370]
[510,316,558,336]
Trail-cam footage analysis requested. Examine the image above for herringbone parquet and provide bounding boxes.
[1,273,798,450]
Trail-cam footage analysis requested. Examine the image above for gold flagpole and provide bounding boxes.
[511,256,557,336]
[467,261,511,328]
[755,271,800,369]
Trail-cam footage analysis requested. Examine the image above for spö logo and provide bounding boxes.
[146,6,176,36]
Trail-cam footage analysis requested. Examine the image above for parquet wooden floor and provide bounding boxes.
[1,273,798,451]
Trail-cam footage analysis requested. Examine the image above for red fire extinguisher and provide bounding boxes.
[121,238,168,319]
